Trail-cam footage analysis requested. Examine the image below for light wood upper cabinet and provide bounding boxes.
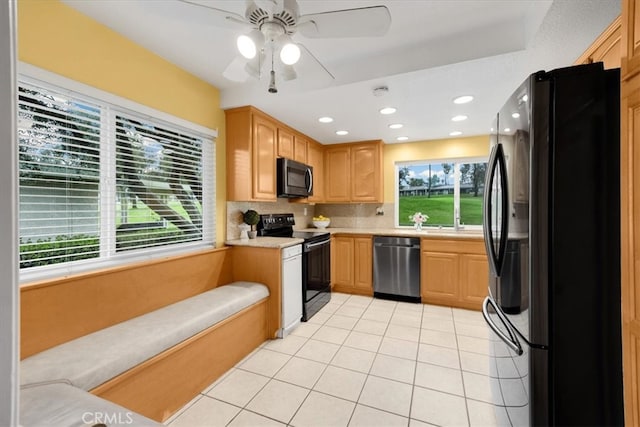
[226,106,318,202]
[420,238,488,311]
[621,2,640,422]
[623,2,640,78]
[576,16,621,70]
[331,235,373,296]
[325,145,351,202]
[226,106,277,202]
[294,135,307,163]
[277,127,294,159]
[325,140,384,203]
[306,140,324,203]
[252,114,277,200]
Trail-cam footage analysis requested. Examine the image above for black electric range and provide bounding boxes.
[257,213,331,321]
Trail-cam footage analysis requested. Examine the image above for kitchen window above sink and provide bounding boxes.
[396,158,487,229]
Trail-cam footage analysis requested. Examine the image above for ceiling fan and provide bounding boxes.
[180,0,391,93]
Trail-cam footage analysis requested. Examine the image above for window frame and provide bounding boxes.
[395,156,488,230]
[18,63,218,284]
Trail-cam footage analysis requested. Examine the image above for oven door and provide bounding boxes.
[302,238,331,320]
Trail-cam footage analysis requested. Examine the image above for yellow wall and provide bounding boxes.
[17,0,227,245]
[383,135,490,203]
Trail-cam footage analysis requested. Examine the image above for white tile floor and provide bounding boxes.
[164,293,514,427]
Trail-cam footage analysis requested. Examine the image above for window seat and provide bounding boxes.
[20,382,160,426]
[20,281,270,424]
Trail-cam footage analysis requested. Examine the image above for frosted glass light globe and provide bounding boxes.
[280,43,301,65]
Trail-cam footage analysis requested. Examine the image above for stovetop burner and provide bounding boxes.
[257,213,329,243]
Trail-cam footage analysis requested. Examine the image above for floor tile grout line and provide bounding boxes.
[451,306,474,427]
[175,294,504,427]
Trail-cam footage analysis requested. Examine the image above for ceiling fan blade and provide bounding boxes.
[177,0,251,29]
[298,6,390,38]
[222,57,251,82]
[280,64,297,81]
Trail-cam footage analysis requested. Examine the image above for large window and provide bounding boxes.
[397,158,487,228]
[18,77,215,277]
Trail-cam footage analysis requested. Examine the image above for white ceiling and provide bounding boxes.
[61,0,620,145]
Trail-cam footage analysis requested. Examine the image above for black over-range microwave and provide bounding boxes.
[277,157,313,198]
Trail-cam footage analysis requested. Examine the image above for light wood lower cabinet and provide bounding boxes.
[420,238,488,311]
[332,235,373,295]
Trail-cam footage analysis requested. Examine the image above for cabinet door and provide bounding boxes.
[459,253,489,308]
[421,251,459,305]
[277,127,294,159]
[252,114,277,200]
[354,237,373,294]
[351,143,381,202]
[294,135,307,163]
[576,16,621,70]
[307,141,324,203]
[623,1,640,71]
[332,237,353,287]
[325,146,351,202]
[621,30,640,424]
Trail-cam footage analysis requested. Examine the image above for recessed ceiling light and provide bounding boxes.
[389,123,403,129]
[521,95,529,102]
[451,115,468,122]
[318,116,333,123]
[449,131,462,136]
[453,95,474,104]
[504,128,511,132]
[396,136,409,141]
[336,130,349,136]
[512,112,520,119]
[379,107,397,115]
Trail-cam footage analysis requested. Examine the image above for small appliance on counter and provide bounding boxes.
[257,213,331,321]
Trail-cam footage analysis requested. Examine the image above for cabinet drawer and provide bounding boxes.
[421,238,486,255]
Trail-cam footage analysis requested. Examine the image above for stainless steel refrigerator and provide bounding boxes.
[482,63,623,426]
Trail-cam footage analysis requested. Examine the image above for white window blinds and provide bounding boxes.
[18,79,215,276]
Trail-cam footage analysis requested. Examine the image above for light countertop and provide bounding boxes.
[299,227,485,240]
[225,237,304,249]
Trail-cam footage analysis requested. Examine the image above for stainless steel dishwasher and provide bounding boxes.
[373,236,421,302]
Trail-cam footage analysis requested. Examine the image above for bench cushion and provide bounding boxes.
[21,281,269,391]
[21,382,160,426]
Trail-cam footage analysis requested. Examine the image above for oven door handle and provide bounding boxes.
[305,240,330,250]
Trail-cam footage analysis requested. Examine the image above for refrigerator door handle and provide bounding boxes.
[482,296,523,356]
[483,143,510,277]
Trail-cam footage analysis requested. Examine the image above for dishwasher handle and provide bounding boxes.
[374,242,419,248]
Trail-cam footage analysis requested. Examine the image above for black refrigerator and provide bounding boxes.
[482,63,623,426]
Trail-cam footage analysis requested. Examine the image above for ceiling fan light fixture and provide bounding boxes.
[280,42,301,65]
[237,30,263,59]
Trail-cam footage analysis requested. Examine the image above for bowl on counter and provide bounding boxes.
[313,219,330,229]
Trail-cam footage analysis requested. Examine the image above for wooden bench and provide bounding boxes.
[20,247,279,423]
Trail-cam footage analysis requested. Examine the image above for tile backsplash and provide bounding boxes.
[226,200,316,239]
[226,201,397,240]
[313,203,394,229]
